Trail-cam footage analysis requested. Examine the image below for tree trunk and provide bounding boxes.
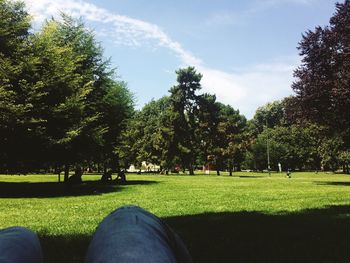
[189,165,194,175]
[228,161,233,176]
[55,166,61,182]
[66,165,83,184]
[103,164,107,176]
[215,157,221,176]
[64,164,69,182]
[74,165,83,181]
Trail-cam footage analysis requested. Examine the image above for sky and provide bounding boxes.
[20,0,338,118]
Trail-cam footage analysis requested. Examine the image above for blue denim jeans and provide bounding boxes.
[0,226,43,263]
[85,205,193,263]
[0,206,192,263]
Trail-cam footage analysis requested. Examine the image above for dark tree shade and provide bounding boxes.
[0,0,34,173]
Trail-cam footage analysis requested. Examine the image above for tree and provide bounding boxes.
[30,19,92,180]
[0,0,30,56]
[0,0,39,173]
[169,67,202,175]
[197,94,221,174]
[290,1,350,149]
[47,15,134,180]
[196,96,247,176]
[245,124,322,171]
[0,5,134,178]
[318,135,343,172]
[339,150,350,174]
[218,104,247,175]
[250,99,288,135]
[121,97,171,171]
[94,80,134,175]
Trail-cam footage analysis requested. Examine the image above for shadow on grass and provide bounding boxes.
[38,205,350,263]
[314,181,350,187]
[164,205,350,263]
[0,180,158,198]
[239,175,267,178]
[39,234,91,263]
[122,180,158,186]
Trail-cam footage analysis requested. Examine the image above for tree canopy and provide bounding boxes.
[0,0,134,178]
[291,0,350,147]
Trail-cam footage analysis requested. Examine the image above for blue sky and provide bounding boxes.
[23,0,338,118]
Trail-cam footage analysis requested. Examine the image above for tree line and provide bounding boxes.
[0,0,349,180]
[120,0,350,174]
[0,1,133,181]
[120,67,247,175]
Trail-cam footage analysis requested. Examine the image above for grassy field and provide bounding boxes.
[1,172,350,262]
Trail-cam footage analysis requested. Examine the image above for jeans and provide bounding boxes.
[0,206,192,263]
[0,227,43,263]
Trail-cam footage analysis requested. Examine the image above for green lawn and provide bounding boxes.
[1,172,350,262]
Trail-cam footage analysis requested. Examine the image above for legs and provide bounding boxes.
[0,226,43,263]
[0,207,192,263]
[85,205,192,263]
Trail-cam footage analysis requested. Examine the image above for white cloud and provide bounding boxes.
[198,57,297,118]
[22,0,201,65]
[19,0,297,118]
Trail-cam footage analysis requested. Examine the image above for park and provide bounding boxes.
[0,171,350,262]
[1,0,350,262]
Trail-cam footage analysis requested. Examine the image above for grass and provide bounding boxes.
[1,172,350,262]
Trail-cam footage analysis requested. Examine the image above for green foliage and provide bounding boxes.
[246,124,322,171]
[124,68,248,174]
[31,20,91,159]
[249,99,288,135]
[218,103,247,173]
[169,67,202,174]
[0,1,134,174]
[0,0,38,172]
[196,94,221,169]
[120,97,171,169]
[318,136,344,172]
[291,1,350,148]
[0,0,31,56]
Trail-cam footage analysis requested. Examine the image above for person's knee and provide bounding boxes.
[0,226,43,263]
[86,205,192,263]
